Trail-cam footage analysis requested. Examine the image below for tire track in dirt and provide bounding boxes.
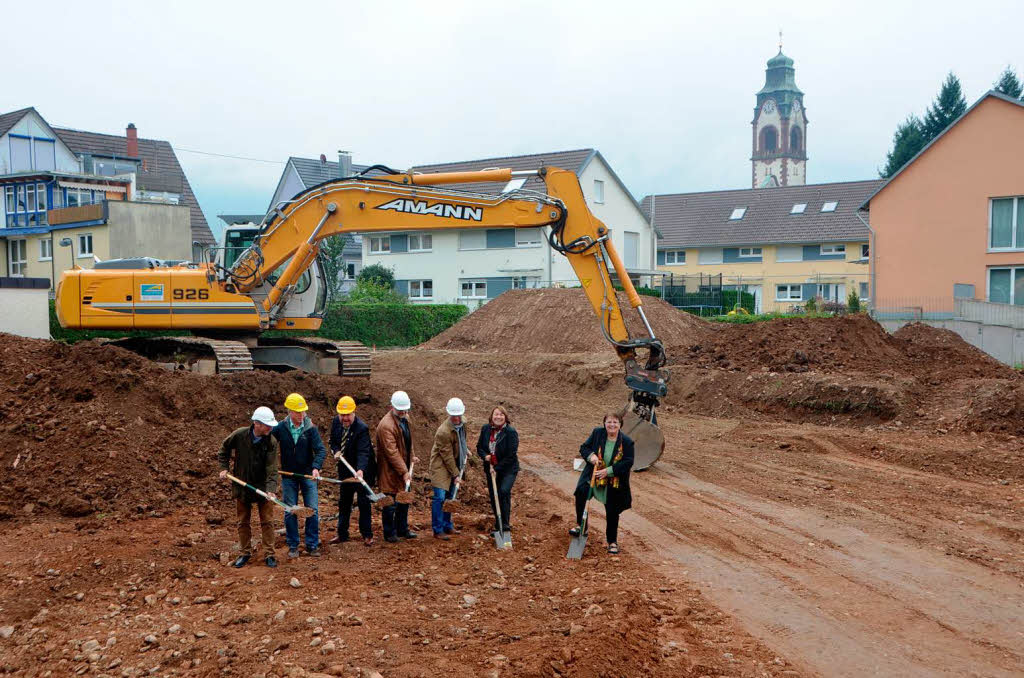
[521,451,1024,677]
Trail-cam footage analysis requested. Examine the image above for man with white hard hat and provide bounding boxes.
[218,406,281,569]
[428,397,469,539]
[375,391,419,543]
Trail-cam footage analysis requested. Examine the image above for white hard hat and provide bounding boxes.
[390,391,411,411]
[251,406,278,427]
[445,397,466,416]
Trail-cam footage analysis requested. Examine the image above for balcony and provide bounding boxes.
[47,201,108,226]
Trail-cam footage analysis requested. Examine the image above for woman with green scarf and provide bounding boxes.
[568,412,634,554]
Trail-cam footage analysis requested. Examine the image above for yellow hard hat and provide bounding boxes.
[284,393,308,412]
[336,396,356,415]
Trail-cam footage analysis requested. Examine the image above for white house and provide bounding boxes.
[362,149,658,305]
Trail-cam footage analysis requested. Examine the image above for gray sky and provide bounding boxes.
[7,0,1024,239]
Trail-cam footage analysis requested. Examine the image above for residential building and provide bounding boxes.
[752,47,807,188]
[266,154,364,289]
[0,107,213,287]
[861,91,1024,312]
[361,149,657,305]
[645,180,881,313]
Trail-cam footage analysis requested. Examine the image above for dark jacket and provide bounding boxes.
[574,427,634,513]
[476,424,519,475]
[218,425,279,503]
[329,414,375,483]
[273,415,327,475]
[375,410,413,494]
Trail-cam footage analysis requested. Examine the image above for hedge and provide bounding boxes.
[49,300,467,348]
[664,290,756,317]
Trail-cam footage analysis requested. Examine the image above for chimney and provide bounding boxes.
[338,150,352,178]
[126,123,138,158]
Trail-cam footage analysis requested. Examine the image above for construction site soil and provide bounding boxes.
[1,289,1022,676]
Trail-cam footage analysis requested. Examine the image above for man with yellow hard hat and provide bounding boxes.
[329,396,377,547]
[273,393,327,558]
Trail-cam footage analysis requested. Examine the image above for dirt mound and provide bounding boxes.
[894,322,1014,379]
[422,288,709,354]
[0,334,434,520]
[677,314,907,374]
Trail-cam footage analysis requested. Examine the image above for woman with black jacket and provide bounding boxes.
[569,412,634,554]
[476,405,519,534]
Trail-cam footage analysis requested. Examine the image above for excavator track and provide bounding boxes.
[257,337,372,377]
[101,336,253,374]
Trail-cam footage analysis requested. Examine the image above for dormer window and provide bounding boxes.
[821,201,838,212]
[729,207,747,220]
[791,203,806,214]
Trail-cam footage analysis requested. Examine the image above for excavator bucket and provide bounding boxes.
[622,410,664,471]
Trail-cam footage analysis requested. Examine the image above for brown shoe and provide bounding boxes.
[363,537,374,547]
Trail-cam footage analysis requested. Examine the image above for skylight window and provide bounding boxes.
[791,203,807,214]
[502,177,527,193]
[729,207,747,220]
[821,201,838,212]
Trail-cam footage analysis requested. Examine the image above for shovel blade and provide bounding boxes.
[441,500,460,513]
[491,530,512,550]
[566,533,587,560]
[288,506,316,519]
[369,492,390,505]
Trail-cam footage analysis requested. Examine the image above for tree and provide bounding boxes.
[922,72,968,140]
[318,235,351,297]
[880,115,927,178]
[357,263,395,288]
[994,66,1023,99]
[345,280,407,304]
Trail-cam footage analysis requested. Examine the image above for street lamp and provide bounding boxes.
[59,237,73,275]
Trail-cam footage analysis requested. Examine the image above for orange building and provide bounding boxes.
[861,92,1024,312]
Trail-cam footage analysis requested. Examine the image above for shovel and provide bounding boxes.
[396,461,415,505]
[225,473,315,518]
[280,470,351,485]
[441,459,469,513]
[335,453,392,506]
[485,461,512,550]
[566,471,598,560]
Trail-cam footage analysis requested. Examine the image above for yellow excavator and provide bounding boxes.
[56,165,669,466]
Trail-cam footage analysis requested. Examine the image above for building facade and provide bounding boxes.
[862,92,1024,312]
[646,180,880,313]
[0,107,213,287]
[360,149,657,305]
[752,50,807,188]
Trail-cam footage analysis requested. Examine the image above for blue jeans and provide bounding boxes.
[431,484,455,535]
[281,476,319,550]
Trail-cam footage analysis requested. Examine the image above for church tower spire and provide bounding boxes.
[751,46,807,187]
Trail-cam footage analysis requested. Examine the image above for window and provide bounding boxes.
[821,201,838,212]
[94,159,137,177]
[859,282,869,300]
[698,248,723,265]
[776,284,802,301]
[458,231,486,250]
[77,233,94,258]
[39,238,52,261]
[34,139,55,171]
[729,207,747,220]
[408,234,432,252]
[345,263,356,279]
[461,280,487,298]
[624,232,639,268]
[988,267,1024,305]
[593,179,605,204]
[4,186,13,227]
[664,250,685,265]
[512,276,539,289]
[817,284,845,302]
[502,177,526,193]
[8,239,27,276]
[790,127,802,153]
[36,183,47,211]
[989,197,1024,250]
[761,127,778,152]
[408,280,433,299]
[369,236,391,254]
[738,247,762,258]
[860,243,869,260]
[820,244,845,255]
[516,228,543,247]
[791,203,806,214]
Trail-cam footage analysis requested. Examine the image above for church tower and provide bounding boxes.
[751,45,807,187]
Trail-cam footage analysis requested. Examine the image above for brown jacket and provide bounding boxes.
[375,410,413,494]
[429,417,470,490]
[218,425,279,503]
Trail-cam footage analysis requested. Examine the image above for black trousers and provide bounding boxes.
[575,492,621,544]
[486,467,517,531]
[337,483,373,539]
[381,494,409,538]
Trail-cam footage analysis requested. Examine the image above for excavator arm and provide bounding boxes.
[229,165,669,404]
